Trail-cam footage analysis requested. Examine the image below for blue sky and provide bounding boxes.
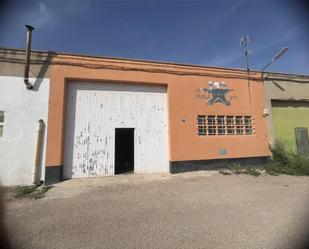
[1,0,308,75]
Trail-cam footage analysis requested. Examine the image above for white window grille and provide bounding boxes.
[197,115,254,136]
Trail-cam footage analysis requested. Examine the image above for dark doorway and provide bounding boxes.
[115,128,134,174]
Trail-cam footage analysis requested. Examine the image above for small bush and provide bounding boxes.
[266,140,309,176]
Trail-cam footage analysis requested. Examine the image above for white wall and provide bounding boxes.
[0,76,50,186]
[64,81,169,179]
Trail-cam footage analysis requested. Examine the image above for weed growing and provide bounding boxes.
[266,140,309,176]
[220,164,262,177]
[219,169,232,175]
[12,185,53,199]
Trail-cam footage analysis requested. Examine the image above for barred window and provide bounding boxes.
[226,116,234,134]
[244,116,253,134]
[197,115,254,136]
[235,116,243,125]
[236,125,243,135]
[197,115,206,135]
[217,116,225,135]
[208,125,216,135]
[207,116,216,125]
[226,116,233,125]
[207,115,216,135]
[217,116,224,125]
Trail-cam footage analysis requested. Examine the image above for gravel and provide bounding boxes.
[4,172,309,249]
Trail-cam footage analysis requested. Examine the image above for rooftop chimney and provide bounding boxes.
[24,25,35,90]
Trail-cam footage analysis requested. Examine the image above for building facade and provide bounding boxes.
[0,48,53,186]
[44,53,269,184]
[263,72,309,151]
[4,48,308,186]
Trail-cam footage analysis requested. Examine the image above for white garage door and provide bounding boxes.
[63,81,169,179]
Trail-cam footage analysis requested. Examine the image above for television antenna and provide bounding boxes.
[240,35,251,72]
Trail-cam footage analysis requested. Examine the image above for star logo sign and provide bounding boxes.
[200,81,233,106]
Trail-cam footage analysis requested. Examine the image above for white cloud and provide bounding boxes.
[21,2,54,30]
[228,2,242,14]
[35,2,54,29]
[23,0,91,30]
[65,0,91,14]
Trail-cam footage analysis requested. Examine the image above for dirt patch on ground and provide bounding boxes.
[45,171,218,199]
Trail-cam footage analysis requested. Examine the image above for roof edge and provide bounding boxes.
[0,47,256,74]
[1,46,308,77]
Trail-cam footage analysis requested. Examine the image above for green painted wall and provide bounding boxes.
[272,101,309,150]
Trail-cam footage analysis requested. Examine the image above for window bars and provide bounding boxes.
[197,115,254,136]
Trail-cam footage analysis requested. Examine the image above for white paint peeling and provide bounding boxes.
[63,82,169,179]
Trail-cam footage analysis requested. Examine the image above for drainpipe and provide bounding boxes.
[24,25,35,90]
[33,120,44,185]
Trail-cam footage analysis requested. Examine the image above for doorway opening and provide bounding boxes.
[115,128,134,174]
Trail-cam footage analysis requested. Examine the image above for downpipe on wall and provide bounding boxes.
[24,25,34,90]
[33,120,45,185]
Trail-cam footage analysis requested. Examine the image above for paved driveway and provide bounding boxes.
[4,172,309,249]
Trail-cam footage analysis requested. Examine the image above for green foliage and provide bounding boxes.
[245,167,262,177]
[12,185,53,199]
[270,139,289,166]
[219,164,262,177]
[13,186,37,198]
[229,164,243,174]
[266,140,309,176]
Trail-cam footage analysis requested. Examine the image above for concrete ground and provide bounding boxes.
[4,172,309,249]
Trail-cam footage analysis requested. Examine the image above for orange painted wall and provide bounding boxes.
[46,54,269,167]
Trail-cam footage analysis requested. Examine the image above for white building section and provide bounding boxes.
[0,76,50,186]
[64,81,169,179]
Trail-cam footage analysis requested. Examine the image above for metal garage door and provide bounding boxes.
[271,100,309,150]
[63,81,169,179]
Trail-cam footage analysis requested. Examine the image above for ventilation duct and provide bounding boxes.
[24,25,34,90]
